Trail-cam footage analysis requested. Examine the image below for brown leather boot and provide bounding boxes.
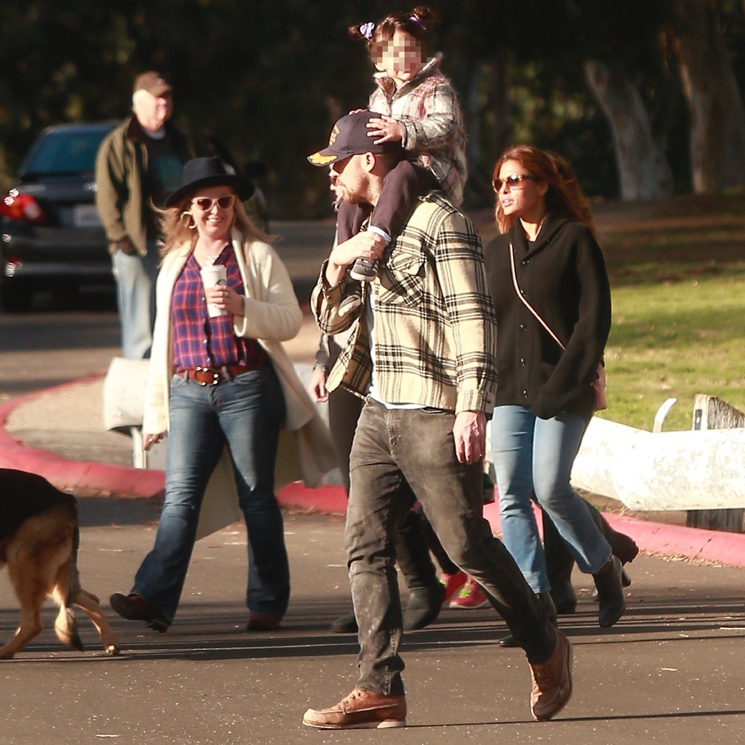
[302,688,407,729]
[529,629,573,721]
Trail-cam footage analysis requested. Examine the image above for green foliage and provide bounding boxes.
[1,1,744,215]
[606,275,745,431]
[597,192,745,431]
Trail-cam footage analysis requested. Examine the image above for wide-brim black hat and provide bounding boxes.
[165,156,255,207]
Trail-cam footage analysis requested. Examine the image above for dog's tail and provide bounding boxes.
[52,524,84,652]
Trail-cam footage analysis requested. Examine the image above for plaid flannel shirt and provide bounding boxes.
[369,54,467,206]
[312,192,497,415]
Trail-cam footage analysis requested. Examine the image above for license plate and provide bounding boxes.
[73,204,102,228]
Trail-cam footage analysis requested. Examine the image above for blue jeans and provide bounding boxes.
[491,405,612,593]
[346,400,556,696]
[132,366,289,623]
[112,242,159,359]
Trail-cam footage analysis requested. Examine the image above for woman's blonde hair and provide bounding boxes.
[158,187,272,259]
[493,145,595,235]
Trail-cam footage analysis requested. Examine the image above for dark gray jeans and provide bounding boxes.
[346,399,557,696]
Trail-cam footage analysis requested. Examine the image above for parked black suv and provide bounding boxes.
[0,122,117,312]
[0,123,269,313]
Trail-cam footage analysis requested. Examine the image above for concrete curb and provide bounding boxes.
[4,378,745,568]
[0,378,165,498]
[274,476,745,570]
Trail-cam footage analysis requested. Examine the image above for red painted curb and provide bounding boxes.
[0,378,165,498]
[276,482,745,570]
[3,378,745,569]
[277,482,347,514]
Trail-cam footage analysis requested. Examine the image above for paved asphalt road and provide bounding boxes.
[1,505,744,745]
[2,218,745,744]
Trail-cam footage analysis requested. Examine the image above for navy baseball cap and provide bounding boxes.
[308,110,403,166]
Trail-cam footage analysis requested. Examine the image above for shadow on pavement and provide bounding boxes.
[5,592,745,663]
[77,495,164,527]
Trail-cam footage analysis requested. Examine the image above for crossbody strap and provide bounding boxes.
[509,243,565,351]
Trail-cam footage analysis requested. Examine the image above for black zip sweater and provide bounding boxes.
[484,213,611,420]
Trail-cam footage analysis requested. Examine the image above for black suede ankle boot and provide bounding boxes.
[593,556,626,628]
[550,580,578,615]
[403,582,446,630]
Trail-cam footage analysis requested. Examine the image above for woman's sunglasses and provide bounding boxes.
[191,194,236,212]
[492,174,540,192]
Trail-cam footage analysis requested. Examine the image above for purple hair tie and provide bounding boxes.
[409,14,424,28]
[359,21,375,39]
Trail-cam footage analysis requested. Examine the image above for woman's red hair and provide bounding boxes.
[493,145,595,235]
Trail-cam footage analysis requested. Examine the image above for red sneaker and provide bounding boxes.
[449,577,490,609]
[440,571,468,605]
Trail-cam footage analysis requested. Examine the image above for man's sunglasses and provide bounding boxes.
[492,174,540,192]
[191,195,236,211]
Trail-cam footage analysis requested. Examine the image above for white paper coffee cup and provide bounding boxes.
[200,265,228,317]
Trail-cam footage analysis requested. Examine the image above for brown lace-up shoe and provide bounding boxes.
[302,688,407,729]
[529,629,573,721]
[110,592,170,633]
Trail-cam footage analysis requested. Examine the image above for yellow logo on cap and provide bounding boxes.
[308,152,337,165]
[328,124,339,146]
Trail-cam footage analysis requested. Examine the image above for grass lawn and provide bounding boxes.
[594,192,745,432]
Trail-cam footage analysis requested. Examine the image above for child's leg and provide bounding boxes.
[348,161,438,283]
[337,202,372,244]
[336,203,373,316]
[335,201,357,245]
[369,161,440,240]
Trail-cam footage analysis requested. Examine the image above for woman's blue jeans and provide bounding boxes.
[132,366,289,623]
[491,405,612,593]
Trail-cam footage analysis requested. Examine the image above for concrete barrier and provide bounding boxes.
[572,416,745,512]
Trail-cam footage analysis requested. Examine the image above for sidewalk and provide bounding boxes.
[3,313,745,569]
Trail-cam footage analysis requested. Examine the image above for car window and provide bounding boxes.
[22,128,112,176]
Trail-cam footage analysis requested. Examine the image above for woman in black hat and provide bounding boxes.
[110,157,323,632]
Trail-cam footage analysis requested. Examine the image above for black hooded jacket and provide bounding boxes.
[484,212,611,420]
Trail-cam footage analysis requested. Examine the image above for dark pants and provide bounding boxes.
[346,400,556,695]
[328,383,437,592]
[336,161,440,244]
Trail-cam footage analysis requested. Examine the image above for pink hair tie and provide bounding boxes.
[409,14,424,28]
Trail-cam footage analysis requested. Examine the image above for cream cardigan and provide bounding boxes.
[144,229,336,539]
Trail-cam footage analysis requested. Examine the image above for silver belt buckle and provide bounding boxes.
[195,366,221,386]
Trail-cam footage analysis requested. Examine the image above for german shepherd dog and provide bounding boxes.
[0,468,120,658]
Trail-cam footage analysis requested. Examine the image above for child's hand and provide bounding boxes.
[367,115,403,144]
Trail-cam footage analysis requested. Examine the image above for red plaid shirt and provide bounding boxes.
[171,245,267,371]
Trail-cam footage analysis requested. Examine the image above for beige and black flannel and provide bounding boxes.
[312,192,498,415]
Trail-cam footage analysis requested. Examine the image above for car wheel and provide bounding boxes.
[0,281,34,312]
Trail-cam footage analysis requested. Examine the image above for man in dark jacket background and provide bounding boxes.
[95,71,191,359]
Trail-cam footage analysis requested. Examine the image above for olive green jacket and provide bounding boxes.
[95,116,191,256]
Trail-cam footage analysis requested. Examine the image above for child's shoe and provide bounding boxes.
[449,577,490,609]
[349,257,378,282]
[439,571,468,605]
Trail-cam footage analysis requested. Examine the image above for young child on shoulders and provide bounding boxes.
[338,6,468,293]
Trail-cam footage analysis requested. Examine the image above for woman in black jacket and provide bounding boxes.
[485,145,625,629]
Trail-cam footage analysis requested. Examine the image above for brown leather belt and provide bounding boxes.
[178,365,255,386]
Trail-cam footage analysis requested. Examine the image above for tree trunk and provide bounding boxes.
[585,60,674,200]
[673,0,745,192]
[462,54,510,202]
